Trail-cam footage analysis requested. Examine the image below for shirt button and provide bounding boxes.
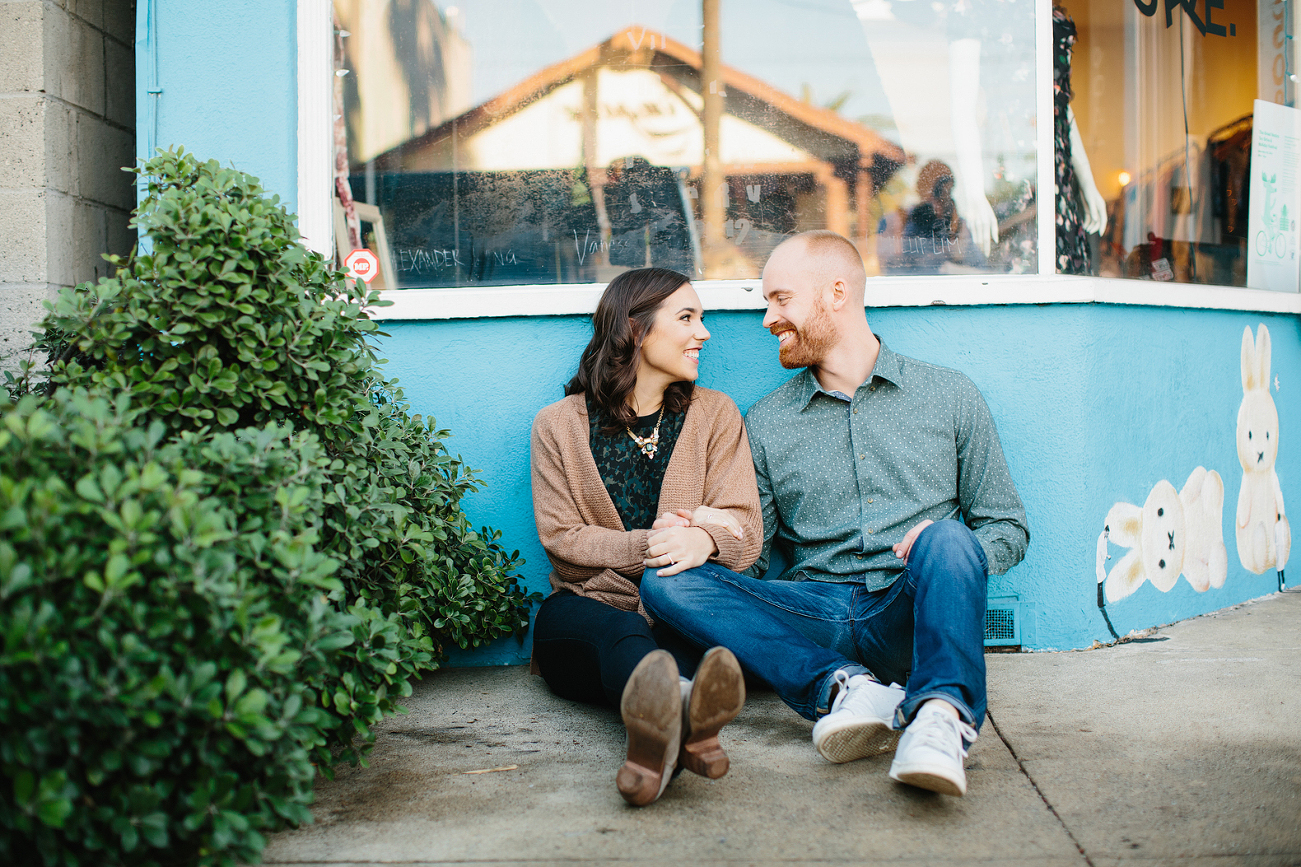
[857,554,864,560]
[852,409,858,414]
[867,529,874,535]
[859,454,865,460]
[869,386,876,392]
[868,498,873,504]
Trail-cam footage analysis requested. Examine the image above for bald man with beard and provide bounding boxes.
[640,231,1028,797]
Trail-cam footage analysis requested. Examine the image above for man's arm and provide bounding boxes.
[955,381,1029,575]
[742,415,779,579]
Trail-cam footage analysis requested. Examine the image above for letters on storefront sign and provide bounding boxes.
[1133,0,1235,37]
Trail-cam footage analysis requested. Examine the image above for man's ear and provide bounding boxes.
[828,279,849,311]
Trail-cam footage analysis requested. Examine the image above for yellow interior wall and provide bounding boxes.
[1067,0,1258,202]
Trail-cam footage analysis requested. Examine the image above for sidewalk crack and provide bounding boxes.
[986,711,1095,867]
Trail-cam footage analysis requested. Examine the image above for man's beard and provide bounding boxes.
[774,296,837,369]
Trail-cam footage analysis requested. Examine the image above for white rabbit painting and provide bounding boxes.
[1236,324,1290,575]
[1101,468,1228,603]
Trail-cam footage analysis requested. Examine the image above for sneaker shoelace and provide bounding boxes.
[912,710,978,759]
[827,670,854,714]
[828,671,899,718]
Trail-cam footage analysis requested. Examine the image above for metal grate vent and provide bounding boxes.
[984,607,1017,644]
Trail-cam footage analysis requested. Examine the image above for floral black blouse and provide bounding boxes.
[586,395,686,531]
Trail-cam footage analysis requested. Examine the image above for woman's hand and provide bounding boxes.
[651,507,744,540]
[644,526,717,576]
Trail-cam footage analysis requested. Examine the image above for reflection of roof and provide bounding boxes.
[378,26,905,172]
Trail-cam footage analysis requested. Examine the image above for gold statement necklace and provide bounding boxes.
[626,406,665,459]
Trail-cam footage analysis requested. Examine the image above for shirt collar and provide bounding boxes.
[797,338,904,410]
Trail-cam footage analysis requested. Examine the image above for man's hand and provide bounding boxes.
[892,520,934,564]
[651,511,692,531]
[685,505,744,540]
[652,507,745,540]
[644,526,717,576]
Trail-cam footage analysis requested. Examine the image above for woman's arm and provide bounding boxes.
[697,396,764,572]
[531,407,649,577]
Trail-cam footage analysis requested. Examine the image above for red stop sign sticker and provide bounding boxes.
[344,248,380,283]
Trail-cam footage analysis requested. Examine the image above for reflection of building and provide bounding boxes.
[335,0,472,164]
[369,27,904,260]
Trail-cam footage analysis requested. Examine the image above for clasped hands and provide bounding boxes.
[643,506,744,577]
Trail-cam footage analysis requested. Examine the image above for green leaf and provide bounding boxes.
[315,631,354,651]
[225,668,246,703]
[140,812,169,848]
[36,798,73,828]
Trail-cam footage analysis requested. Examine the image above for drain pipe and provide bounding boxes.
[137,0,161,166]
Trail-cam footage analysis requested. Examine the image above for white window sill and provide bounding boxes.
[370,275,1301,320]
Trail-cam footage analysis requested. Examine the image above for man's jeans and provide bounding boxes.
[640,520,988,730]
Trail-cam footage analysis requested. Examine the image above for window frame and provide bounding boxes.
[296,0,1301,320]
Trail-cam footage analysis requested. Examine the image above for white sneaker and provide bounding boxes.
[888,705,978,796]
[811,671,904,763]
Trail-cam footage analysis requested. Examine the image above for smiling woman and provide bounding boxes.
[633,284,712,412]
[526,267,763,806]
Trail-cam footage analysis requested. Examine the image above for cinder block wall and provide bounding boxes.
[0,0,136,370]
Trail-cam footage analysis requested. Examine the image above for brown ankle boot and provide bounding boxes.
[616,650,682,806]
[678,646,746,779]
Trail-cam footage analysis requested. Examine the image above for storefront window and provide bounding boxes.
[332,0,1038,289]
[1062,0,1300,291]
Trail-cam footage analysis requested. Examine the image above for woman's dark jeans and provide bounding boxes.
[532,591,702,708]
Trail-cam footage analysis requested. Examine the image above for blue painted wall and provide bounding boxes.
[378,305,1299,662]
[136,0,298,211]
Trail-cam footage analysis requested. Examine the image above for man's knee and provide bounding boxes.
[639,567,681,614]
[640,566,715,616]
[911,520,986,575]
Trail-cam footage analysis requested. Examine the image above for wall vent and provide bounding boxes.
[984,597,1021,647]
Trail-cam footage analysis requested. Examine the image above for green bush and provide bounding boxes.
[1,391,342,866]
[33,149,531,665]
[2,149,535,866]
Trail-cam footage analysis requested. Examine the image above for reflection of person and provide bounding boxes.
[1054,4,1106,274]
[642,232,1028,797]
[601,157,695,274]
[852,0,1037,256]
[879,160,986,274]
[529,267,762,806]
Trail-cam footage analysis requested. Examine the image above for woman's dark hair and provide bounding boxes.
[565,267,695,433]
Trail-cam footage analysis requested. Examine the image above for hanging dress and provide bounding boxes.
[1054,7,1090,275]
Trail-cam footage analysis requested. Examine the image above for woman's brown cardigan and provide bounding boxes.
[530,387,763,622]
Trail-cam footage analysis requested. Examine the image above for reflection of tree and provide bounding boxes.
[341,35,361,167]
[387,0,448,136]
[799,83,852,113]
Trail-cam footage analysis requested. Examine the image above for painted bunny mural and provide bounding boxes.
[1236,324,1290,575]
[1100,467,1228,603]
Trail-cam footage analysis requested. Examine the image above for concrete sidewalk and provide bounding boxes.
[264,590,1301,866]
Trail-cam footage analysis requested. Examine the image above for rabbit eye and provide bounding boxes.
[1158,559,1166,569]
[1248,431,1253,439]
[1266,432,1270,439]
[1157,508,1164,516]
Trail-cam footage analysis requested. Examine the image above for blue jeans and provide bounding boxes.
[640,520,988,730]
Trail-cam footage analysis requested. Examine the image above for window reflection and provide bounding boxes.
[333,0,1038,288]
